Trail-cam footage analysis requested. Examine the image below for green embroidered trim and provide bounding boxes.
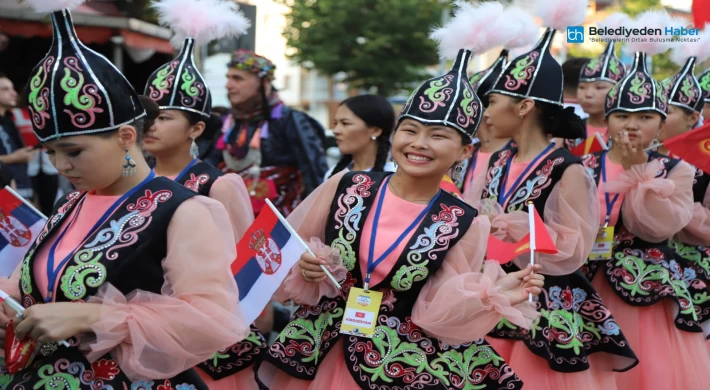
[180,68,199,98]
[628,74,650,101]
[331,194,367,271]
[433,344,505,390]
[60,68,91,111]
[35,363,80,390]
[670,240,710,276]
[680,76,697,102]
[360,326,448,385]
[469,71,485,87]
[423,76,453,105]
[460,87,475,117]
[152,62,176,91]
[510,53,536,81]
[699,72,710,93]
[495,317,518,331]
[277,308,344,364]
[20,250,34,296]
[60,249,107,301]
[543,310,598,356]
[28,66,49,115]
[391,265,428,291]
[608,58,621,77]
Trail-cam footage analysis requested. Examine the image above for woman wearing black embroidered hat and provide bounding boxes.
[141,1,266,389]
[256,2,544,389]
[466,1,638,389]
[580,10,709,389]
[0,1,250,388]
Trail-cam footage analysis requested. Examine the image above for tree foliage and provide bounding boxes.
[279,0,448,96]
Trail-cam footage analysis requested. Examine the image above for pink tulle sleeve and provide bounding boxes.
[412,216,538,345]
[272,171,349,305]
[85,196,249,381]
[478,164,600,275]
[675,184,710,246]
[209,174,254,242]
[606,160,695,243]
[462,164,488,205]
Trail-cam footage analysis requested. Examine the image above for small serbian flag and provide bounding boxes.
[664,123,710,174]
[440,174,461,198]
[0,187,46,277]
[570,132,607,157]
[486,205,557,264]
[232,200,303,324]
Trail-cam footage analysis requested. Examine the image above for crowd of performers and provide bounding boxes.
[0,0,709,389]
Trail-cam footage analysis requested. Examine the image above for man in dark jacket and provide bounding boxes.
[206,50,327,215]
[0,74,34,199]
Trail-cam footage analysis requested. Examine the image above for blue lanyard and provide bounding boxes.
[365,175,440,291]
[600,151,620,228]
[174,159,198,182]
[45,171,156,302]
[498,143,556,206]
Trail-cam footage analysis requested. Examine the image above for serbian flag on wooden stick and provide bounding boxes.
[663,122,710,174]
[486,205,557,264]
[231,200,305,324]
[0,187,46,277]
[570,132,607,157]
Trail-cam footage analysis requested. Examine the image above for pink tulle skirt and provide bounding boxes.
[592,276,710,390]
[484,337,617,390]
[258,340,360,389]
[196,367,259,390]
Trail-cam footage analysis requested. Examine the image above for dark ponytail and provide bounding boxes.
[329,95,395,178]
[185,112,223,141]
[517,99,585,139]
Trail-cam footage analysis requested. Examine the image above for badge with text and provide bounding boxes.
[340,287,383,338]
[589,226,614,261]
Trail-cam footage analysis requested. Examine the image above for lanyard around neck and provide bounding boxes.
[174,159,198,182]
[45,171,156,302]
[364,175,440,291]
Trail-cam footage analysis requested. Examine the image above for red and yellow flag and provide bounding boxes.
[570,132,607,157]
[664,123,710,175]
[440,174,462,198]
[486,206,557,264]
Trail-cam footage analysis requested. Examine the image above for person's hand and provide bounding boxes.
[14,303,101,344]
[298,251,327,283]
[0,301,16,349]
[7,147,37,164]
[614,131,647,170]
[495,264,545,306]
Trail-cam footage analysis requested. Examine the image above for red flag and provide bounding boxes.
[486,206,557,264]
[693,0,710,29]
[440,174,462,198]
[664,123,710,174]
[570,132,607,157]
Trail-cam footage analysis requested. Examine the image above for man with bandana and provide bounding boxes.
[207,50,328,216]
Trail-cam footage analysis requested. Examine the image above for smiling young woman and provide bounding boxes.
[254,10,547,384]
[0,2,250,389]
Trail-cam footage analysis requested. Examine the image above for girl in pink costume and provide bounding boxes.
[257,3,545,388]
[0,1,249,388]
[142,1,267,389]
[465,2,639,389]
[580,13,710,389]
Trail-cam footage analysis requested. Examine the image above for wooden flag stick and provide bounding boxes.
[643,140,662,152]
[265,199,341,289]
[527,202,536,303]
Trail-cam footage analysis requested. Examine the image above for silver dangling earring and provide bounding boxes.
[122,149,137,177]
[452,161,465,185]
[190,137,199,159]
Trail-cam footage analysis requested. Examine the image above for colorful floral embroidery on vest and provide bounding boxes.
[183,174,210,192]
[392,205,464,291]
[332,174,374,271]
[505,158,564,212]
[482,150,512,200]
[60,190,172,301]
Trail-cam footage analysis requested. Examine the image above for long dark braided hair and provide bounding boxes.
[329,95,395,178]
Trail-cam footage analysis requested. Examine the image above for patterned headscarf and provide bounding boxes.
[228,49,276,80]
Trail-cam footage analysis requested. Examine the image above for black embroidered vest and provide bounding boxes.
[171,162,267,380]
[582,151,708,334]
[482,147,638,373]
[692,167,710,204]
[174,161,223,196]
[263,171,523,389]
[7,177,208,389]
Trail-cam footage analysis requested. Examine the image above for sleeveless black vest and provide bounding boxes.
[482,147,637,373]
[582,151,709,334]
[5,177,208,389]
[263,171,523,389]
[174,161,223,196]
